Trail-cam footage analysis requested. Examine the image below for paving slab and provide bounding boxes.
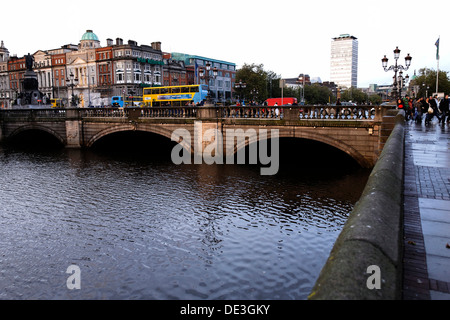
[402,120,450,300]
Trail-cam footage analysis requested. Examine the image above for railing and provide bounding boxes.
[218,105,378,120]
[78,107,197,119]
[1,105,384,122]
[0,108,66,120]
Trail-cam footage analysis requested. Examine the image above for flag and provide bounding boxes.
[435,37,440,60]
[195,61,198,84]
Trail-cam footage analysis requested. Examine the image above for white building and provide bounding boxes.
[0,41,11,108]
[330,34,358,89]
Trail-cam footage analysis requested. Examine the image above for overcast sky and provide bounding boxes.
[2,0,448,88]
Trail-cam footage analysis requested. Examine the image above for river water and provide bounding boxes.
[0,132,370,300]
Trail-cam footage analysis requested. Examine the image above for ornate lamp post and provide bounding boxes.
[251,88,259,103]
[234,80,246,104]
[297,74,306,105]
[381,47,412,100]
[199,62,218,104]
[66,72,78,107]
[397,70,409,98]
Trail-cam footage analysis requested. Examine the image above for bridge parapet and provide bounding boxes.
[218,105,386,122]
[0,105,393,167]
[1,105,388,123]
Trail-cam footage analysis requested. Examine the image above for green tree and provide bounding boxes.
[410,68,450,97]
[304,84,335,105]
[368,94,382,105]
[236,63,278,103]
[341,87,368,104]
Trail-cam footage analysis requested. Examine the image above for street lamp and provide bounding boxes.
[297,74,306,104]
[381,47,412,100]
[251,88,259,103]
[234,80,246,104]
[199,62,218,104]
[397,71,409,97]
[66,72,78,107]
[422,83,430,98]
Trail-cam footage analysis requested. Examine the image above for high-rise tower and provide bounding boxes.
[330,34,358,89]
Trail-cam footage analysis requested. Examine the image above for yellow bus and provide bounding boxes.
[125,96,144,107]
[50,98,63,108]
[142,84,208,107]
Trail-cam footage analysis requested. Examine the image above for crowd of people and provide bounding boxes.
[397,94,450,126]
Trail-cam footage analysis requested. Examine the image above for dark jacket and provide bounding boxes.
[420,99,428,114]
[430,98,439,111]
[439,98,449,113]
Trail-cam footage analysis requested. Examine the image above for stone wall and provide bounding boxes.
[309,109,405,300]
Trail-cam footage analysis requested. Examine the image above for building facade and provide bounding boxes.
[111,38,163,103]
[171,52,236,103]
[0,41,11,108]
[330,34,358,89]
[2,30,239,107]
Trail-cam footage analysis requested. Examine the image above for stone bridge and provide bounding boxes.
[0,104,395,168]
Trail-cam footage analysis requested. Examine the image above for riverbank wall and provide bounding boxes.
[309,109,405,300]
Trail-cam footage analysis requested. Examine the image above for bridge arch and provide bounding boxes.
[86,124,192,153]
[233,129,372,168]
[7,124,66,145]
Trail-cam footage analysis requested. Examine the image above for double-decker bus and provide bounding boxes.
[50,98,64,108]
[125,96,143,107]
[142,84,208,107]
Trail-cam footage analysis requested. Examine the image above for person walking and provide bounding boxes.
[430,95,442,122]
[418,97,428,124]
[439,94,449,125]
[397,98,405,110]
[414,97,423,123]
[425,97,435,125]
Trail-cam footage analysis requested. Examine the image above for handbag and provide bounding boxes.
[428,106,433,114]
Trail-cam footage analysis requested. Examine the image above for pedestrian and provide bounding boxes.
[439,94,449,125]
[425,97,434,125]
[413,97,422,123]
[420,97,428,117]
[430,95,441,122]
[407,96,414,120]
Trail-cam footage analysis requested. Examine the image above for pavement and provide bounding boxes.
[402,116,450,300]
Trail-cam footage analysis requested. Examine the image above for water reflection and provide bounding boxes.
[0,138,369,300]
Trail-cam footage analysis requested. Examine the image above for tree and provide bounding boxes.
[304,84,335,105]
[236,63,280,103]
[368,94,382,105]
[411,68,450,97]
[340,87,368,104]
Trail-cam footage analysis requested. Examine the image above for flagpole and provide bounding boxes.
[436,36,440,95]
[436,58,439,95]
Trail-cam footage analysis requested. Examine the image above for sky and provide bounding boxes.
[1,0,449,88]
